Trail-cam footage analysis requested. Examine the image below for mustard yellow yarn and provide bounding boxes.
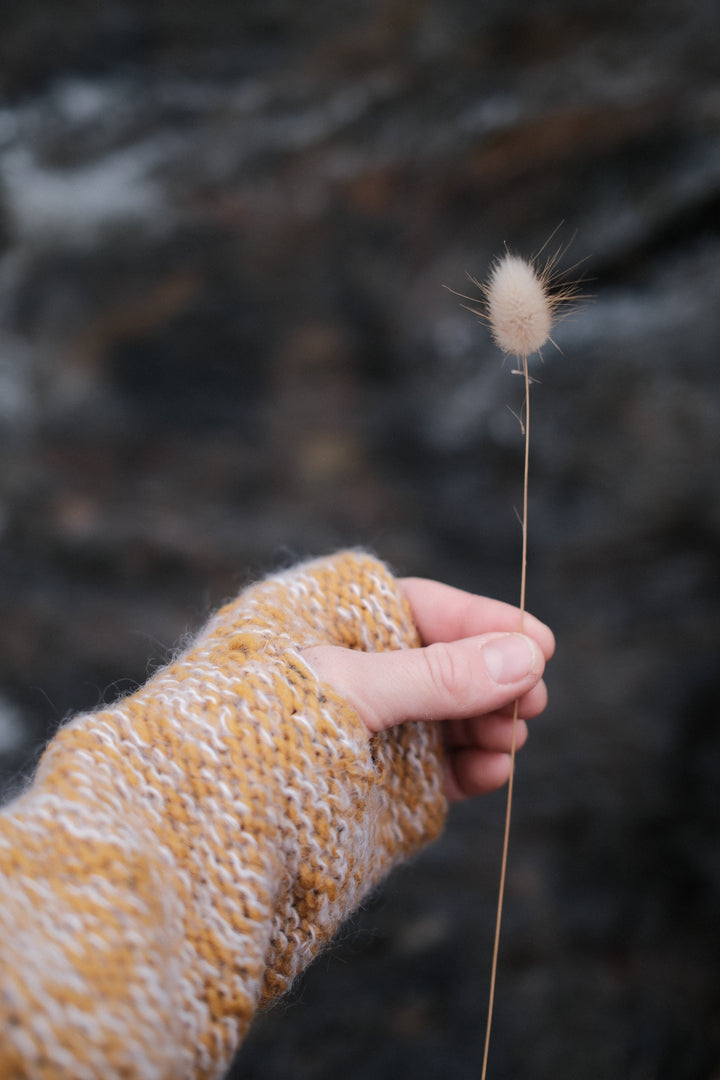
[0,551,447,1080]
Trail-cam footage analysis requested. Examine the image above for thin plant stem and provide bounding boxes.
[481,352,530,1080]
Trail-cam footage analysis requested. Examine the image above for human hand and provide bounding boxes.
[301,577,554,803]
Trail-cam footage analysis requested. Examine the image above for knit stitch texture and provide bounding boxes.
[0,551,447,1080]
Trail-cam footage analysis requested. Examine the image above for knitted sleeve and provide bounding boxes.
[0,550,447,1080]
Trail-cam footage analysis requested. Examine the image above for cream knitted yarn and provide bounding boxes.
[0,551,447,1080]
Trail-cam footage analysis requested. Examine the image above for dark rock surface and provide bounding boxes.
[1,2,719,1077]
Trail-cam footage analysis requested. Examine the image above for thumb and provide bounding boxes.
[300,632,545,734]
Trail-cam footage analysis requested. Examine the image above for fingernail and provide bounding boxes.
[483,634,536,684]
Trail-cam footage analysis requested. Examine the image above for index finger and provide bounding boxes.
[399,577,555,660]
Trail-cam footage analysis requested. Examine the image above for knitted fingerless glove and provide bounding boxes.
[0,551,447,1080]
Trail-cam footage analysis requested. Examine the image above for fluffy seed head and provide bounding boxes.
[486,253,553,358]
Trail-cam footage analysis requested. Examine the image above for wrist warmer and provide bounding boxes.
[0,550,447,1080]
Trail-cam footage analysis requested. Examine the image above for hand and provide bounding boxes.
[301,577,555,803]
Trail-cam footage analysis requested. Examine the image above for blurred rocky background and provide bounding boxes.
[1,1,719,1077]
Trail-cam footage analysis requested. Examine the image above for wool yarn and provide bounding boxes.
[0,551,447,1080]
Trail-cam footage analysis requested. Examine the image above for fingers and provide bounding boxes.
[442,713,529,752]
[444,750,514,803]
[434,676,547,751]
[300,630,546,735]
[399,577,555,661]
[441,713,528,802]
[485,677,548,721]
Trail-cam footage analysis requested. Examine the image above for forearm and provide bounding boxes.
[0,552,447,1080]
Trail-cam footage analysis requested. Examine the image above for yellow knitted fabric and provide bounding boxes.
[0,551,447,1080]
